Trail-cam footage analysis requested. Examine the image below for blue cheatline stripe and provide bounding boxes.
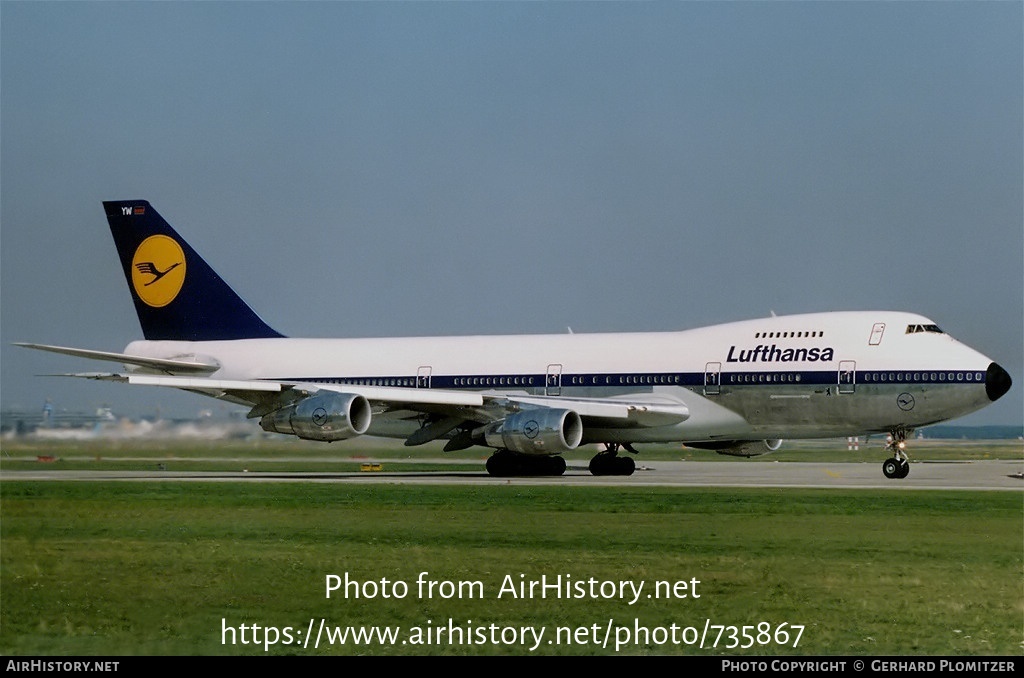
[275,369,989,389]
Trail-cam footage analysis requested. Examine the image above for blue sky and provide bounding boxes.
[2,2,1021,426]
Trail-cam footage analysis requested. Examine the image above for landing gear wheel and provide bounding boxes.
[882,458,901,479]
[486,451,513,477]
[882,457,911,479]
[882,428,913,479]
[486,450,565,477]
[896,459,910,478]
[589,443,637,476]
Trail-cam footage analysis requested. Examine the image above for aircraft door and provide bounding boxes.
[704,362,721,395]
[838,360,856,394]
[546,364,562,396]
[416,366,431,389]
[869,323,886,346]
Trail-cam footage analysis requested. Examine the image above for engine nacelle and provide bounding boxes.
[688,439,784,458]
[483,408,583,455]
[260,392,372,442]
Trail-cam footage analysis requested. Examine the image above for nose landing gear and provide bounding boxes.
[882,429,911,479]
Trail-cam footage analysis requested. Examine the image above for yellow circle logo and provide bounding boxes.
[131,235,186,307]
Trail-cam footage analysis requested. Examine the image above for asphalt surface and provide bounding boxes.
[3,459,1021,490]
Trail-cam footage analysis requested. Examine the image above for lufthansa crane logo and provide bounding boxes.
[131,235,186,307]
[312,408,329,427]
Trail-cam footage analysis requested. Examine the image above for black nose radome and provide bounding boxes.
[986,362,1012,402]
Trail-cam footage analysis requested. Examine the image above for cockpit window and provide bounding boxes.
[906,324,944,334]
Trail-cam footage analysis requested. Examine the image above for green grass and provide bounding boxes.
[1,481,1021,656]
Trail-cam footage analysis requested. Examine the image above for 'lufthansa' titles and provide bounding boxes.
[726,344,835,363]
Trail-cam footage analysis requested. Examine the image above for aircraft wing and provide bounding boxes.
[120,374,687,423]
[56,373,689,444]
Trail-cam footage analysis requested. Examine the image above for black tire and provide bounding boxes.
[486,454,508,477]
[589,456,608,476]
[897,460,910,478]
[882,458,900,479]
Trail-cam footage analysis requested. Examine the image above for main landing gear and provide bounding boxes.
[482,443,640,478]
[882,429,911,479]
[588,443,636,477]
[485,449,566,477]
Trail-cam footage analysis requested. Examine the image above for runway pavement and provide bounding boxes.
[3,459,1021,490]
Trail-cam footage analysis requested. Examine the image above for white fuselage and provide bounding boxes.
[121,311,1001,445]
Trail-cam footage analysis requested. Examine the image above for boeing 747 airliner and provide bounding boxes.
[18,201,1012,478]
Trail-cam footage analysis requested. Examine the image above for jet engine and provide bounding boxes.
[689,439,784,458]
[260,392,371,442]
[483,408,583,455]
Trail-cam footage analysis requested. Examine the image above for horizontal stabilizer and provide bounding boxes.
[39,372,129,381]
[14,343,220,375]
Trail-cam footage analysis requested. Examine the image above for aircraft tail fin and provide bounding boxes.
[103,200,284,341]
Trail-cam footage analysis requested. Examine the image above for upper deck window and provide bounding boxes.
[906,324,944,335]
[755,330,824,339]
